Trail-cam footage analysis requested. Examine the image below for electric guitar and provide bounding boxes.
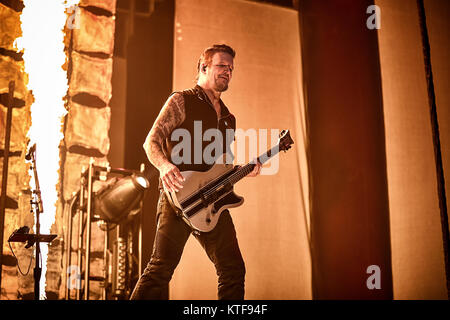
[165,130,294,232]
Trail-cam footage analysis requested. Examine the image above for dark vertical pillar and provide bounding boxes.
[417,0,450,297]
[0,81,15,292]
[298,0,393,299]
[124,0,175,272]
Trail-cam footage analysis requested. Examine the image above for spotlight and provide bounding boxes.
[93,174,149,223]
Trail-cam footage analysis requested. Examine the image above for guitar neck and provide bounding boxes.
[227,144,281,185]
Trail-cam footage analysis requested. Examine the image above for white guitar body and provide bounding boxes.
[165,163,244,232]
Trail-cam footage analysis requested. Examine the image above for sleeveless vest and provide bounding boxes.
[164,85,236,172]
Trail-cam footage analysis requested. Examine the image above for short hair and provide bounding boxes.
[196,44,236,76]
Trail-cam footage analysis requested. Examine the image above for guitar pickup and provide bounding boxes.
[200,192,210,207]
[223,181,233,193]
[203,192,218,204]
[200,182,233,209]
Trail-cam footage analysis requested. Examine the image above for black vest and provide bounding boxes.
[164,85,236,172]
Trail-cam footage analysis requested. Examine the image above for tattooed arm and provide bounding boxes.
[143,92,186,192]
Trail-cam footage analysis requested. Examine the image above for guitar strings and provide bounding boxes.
[181,144,281,207]
[202,163,254,199]
[202,145,281,199]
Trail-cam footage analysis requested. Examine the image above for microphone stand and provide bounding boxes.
[6,145,56,300]
[29,147,45,300]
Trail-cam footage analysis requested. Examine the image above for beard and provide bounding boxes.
[214,77,229,92]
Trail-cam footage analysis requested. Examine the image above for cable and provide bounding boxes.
[8,241,33,276]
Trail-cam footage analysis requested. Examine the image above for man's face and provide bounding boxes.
[205,52,234,92]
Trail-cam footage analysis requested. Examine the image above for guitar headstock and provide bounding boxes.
[278,130,294,152]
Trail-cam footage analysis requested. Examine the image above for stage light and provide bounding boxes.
[93,174,149,223]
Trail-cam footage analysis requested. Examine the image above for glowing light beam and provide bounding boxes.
[16,0,79,299]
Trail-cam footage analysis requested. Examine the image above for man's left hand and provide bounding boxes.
[247,160,262,177]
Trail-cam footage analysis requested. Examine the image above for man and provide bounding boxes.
[130,44,261,300]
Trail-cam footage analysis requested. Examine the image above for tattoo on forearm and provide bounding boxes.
[144,93,185,169]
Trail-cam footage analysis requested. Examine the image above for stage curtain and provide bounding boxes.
[376,0,448,299]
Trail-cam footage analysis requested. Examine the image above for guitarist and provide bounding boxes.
[130,44,261,300]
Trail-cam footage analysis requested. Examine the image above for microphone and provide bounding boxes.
[14,226,30,234]
[8,225,30,242]
[25,143,36,160]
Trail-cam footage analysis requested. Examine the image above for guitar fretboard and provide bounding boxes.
[225,144,281,186]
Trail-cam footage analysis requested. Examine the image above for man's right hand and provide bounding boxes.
[159,162,185,193]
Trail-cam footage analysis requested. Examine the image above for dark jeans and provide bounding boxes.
[130,192,246,300]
